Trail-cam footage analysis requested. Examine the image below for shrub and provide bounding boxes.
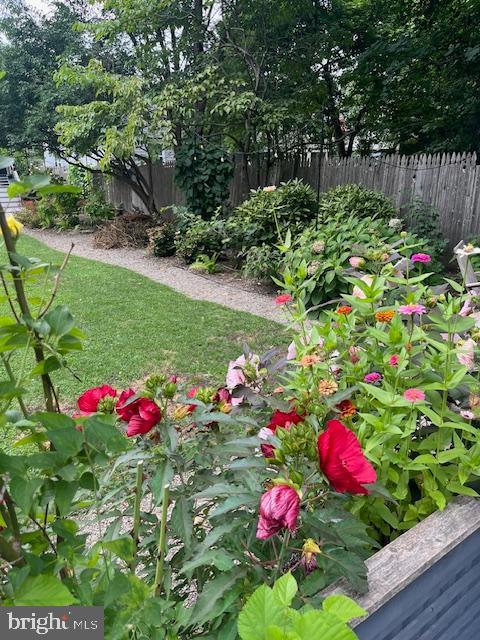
[82,189,115,223]
[35,190,81,229]
[174,212,224,263]
[147,220,177,257]
[278,215,418,308]
[319,184,397,223]
[242,243,281,281]
[16,200,43,228]
[225,179,318,257]
[401,198,447,272]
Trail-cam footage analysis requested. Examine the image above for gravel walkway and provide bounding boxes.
[25,229,286,324]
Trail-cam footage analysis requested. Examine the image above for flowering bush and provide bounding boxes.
[277,214,423,309]
[279,241,480,540]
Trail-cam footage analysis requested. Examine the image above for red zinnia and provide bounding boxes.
[336,305,352,315]
[77,385,117,416]
[256,484,300,540]
[317,419,376,494]
[261,409,304,458]
[275,294,293,305]
[126,398,162,437]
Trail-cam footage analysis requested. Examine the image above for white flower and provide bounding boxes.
[388,218,403,230]
[455,243,480,257]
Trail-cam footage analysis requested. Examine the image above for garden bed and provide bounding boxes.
[324,496,480,639]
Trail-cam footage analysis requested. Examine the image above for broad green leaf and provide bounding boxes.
[104,536,134,562]
[446,481,479,497]
[272,571,297,607]
[14,575,77,605]
[10,477,43,514]
[171,497,192,553]
[180,550,235,574]
[322,595,366,623]
[54,480,78,516]
[238,584,285,640]
[293,610,357,640]
[44,305,75,337]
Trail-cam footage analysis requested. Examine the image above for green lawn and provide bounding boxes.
[3,235,287,410]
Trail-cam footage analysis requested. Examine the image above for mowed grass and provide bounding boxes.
[2,235,287,410]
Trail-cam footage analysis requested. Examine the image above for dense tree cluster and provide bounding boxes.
[1,0,479,212]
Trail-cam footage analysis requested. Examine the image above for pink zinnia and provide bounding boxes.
[403,388,425,403]
[275,293,293,305]
[364,372,382,384]
[411,253,431,263]
[398,304,427,316]
[389,354,400,367]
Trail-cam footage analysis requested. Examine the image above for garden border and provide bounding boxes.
[322,496,480,628]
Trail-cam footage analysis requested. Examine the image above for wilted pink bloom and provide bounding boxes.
[411,253,431,263]
[460,297,473,317]
[389,354,400,367]
[256,485,300,540]
[349,346,361,363]
[349,256,365,268]
[456,338,476,370]
[398,304,427,316]
[352,275,373,299]
[461,409,475,420]
[364,372,382,384]
[403,388,426,403]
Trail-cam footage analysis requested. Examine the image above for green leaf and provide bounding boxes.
[10,477,43,514]
[238,584,285,640]
[322,595,366,623]
[272,571,297,607]
[180,550,235,574]
[54,480,78,516]
[44,305,75,337]
[104,536,135,562]
[446,481,479,496]
[13,575,77,605]
[293,610,357,640]
[171,497,192,553]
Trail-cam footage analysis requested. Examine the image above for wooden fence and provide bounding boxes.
[102,151,480,247]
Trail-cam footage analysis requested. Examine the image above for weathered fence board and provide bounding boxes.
[102,151,480,247]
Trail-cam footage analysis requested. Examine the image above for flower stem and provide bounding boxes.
[130,460,144,573]
[154,483,170,596]
[273,531,290,581]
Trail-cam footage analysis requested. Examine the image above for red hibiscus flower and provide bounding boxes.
[187,386,200,413]
[256,484,300,540]
[116,389,141,421]
[260,409,304,458]
[77,385,117,416]
[126,398,162,437]
[317,419,376,494]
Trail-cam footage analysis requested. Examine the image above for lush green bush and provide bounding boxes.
[174,210,224,263]
[175,138,233,219]
[278,215,414,308]
[401,198,447,272]
[147,219,177,257]
[242,243,281,281]
[319,184,397,224]
[35,190,81,229]
[225,179,318,258]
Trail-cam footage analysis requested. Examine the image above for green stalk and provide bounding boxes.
[130,460,144,572]
[154,483,170,596]
[273,531,290,581]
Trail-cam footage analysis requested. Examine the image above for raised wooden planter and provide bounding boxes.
[323,497,480,639]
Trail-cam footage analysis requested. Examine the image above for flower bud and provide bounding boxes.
[163,382,177,399]
[173,405,190,420]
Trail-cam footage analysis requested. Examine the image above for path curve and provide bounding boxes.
[25,229,286,324]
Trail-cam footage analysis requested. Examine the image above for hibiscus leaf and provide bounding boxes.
[180,550,235,575]
[171,497,193,553]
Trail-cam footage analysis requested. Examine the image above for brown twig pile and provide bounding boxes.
[93,212,153,249]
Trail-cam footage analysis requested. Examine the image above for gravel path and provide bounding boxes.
[25,229,286,324]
